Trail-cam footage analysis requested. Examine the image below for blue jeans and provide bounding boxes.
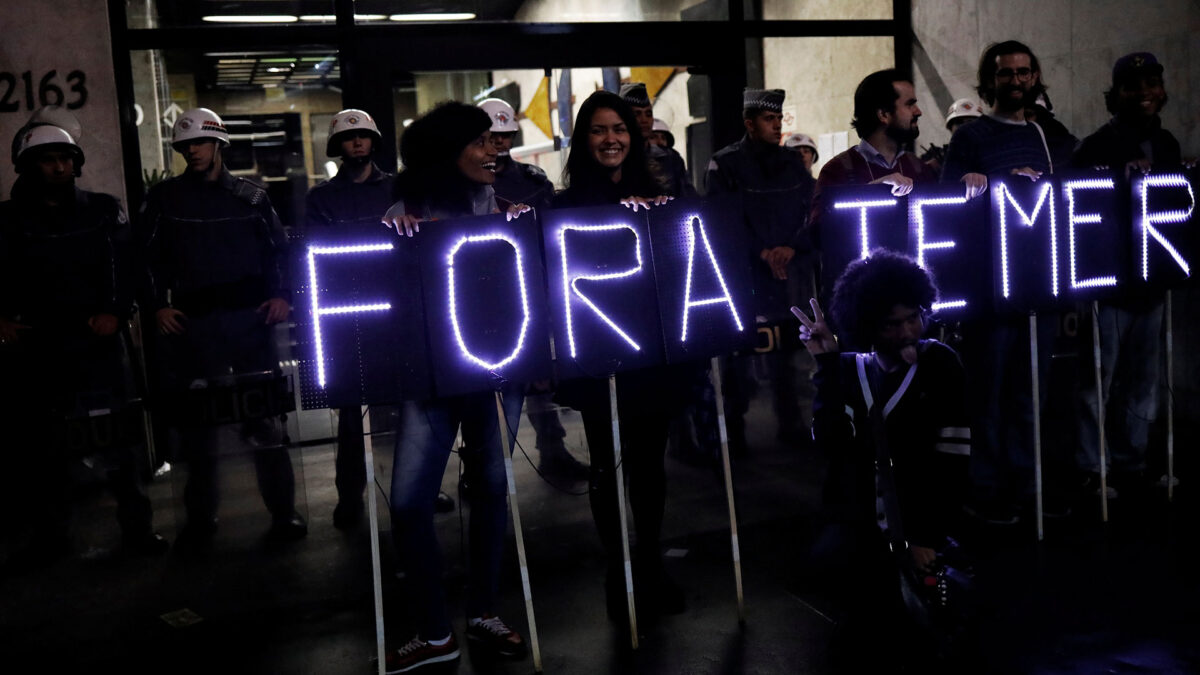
[389,385,524,639]
[1076,300,1164,473]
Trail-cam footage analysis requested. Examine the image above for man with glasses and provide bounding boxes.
[941,41,1067,525]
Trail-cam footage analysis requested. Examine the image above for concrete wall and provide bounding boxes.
[912,0,1200,156]
[0,0,125,201]
[763,0,891,20]
[763,36,896,175]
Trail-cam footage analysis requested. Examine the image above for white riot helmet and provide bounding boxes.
[15,124,84,174]
[172,108,230,149]
[478,98,519,133]
[945,98,983,130]
[784,133,817,152]
[326,108,382,158]
[29,106,83,144]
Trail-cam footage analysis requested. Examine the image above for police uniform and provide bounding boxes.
[648,143,696,199]
[706,135,815,316]
[492,157,554,213]
[0,176,154,550]
[141,167,300,534]
[305,160,395,520]
[705,88,816,450]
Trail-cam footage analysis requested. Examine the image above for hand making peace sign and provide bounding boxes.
[791,298,839,356]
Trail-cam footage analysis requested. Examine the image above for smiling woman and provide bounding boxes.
[374,100,532,672]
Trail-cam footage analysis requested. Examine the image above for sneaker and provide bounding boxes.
[434,492,456,514]
[537,449,590,482]
[385,634,460,674]
[123,532,170,556]
[466,614,527,659]
[266,512,308,542]
[1080,472,1118,500]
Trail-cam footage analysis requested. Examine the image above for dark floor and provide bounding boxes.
[2,373,1199,674]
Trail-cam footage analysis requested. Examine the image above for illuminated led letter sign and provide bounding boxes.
[910,196,968,311]
[417,212,551,397]
[994,180,1058,299]
[1137,173,1195,282]
[559,223,643,357]
[834,198,901,259]
[1063,178,1119,290]
[306,243,394,388]
[679,215,744,341]
[446,234,530,370]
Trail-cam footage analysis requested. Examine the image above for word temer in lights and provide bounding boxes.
[911,196,967,312]
[994,181,1058,298]
[1063,178,1119,290]
[446,233,531,371]
[558,223,644,358]
[1139,173,1195,280]
[680,215,744,341]
[834,197,899,260]
[306,243,394,388]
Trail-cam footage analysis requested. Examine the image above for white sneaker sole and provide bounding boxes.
[385,647,460,674]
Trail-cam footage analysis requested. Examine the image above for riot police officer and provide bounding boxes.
[140,108,305,549]
[1,124,165,572]
[305,108,396,528]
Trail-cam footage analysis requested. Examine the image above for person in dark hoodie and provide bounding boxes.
[797,250,970,673]
[1071,52,1182,500]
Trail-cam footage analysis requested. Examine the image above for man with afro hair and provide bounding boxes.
[794,249,970,671]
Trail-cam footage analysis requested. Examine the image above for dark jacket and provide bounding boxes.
[492,158,555,214]
[648,144,696,199]
[140,168,289,315]
[0,183,132,330]
[705,135,814,253]
[1071,116,1182,170]
[305,162,396,229]
[812,340,970,548]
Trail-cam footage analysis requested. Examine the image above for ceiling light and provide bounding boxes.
[298,14,387,22]
[388,13,476,22]
[202,15,299,23]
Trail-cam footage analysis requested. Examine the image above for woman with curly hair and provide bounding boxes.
[381,101,530,673]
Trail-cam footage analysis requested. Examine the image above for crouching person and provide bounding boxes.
[796,250,971,673]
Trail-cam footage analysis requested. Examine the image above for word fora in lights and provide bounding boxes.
[831,171,1196,308]
[304,212,746,390]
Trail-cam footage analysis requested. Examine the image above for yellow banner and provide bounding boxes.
[630,67,677,100]
[523,76,554,140]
